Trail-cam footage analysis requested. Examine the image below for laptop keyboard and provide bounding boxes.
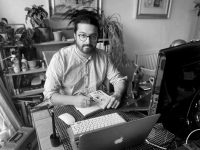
[71,113,126,139]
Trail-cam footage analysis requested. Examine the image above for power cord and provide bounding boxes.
[185,128,200,145]
[145,139,167,150]
[185,89,200,125]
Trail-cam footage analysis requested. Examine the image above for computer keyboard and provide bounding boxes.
[70,113,126,140]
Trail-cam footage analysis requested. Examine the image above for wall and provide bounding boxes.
[0,0,197,59]
[0,0,49,27]
[103,0,196,58]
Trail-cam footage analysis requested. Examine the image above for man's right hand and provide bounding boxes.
[74,95,91,108]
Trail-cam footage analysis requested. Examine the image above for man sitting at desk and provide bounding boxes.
[43,9,127,109]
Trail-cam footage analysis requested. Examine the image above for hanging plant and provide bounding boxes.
[100,12,134,70]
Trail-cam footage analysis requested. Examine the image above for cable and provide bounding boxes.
[145,139,167,150]
[186,89,200,123]
[185,128,200,145]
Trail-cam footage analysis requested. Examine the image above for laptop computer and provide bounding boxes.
[78,113,160,150]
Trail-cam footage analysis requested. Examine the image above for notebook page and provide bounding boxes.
[75,100,101,116]
[75,90,110,116]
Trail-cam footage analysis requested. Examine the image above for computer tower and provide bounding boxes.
[149,41,200,139]
[2,127,37,150]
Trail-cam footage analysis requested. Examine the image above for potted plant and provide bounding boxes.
[25,4,51,43]
[100,12,135,71]
[0,20,7,43]
[16,27,34,46]
[0,18,15,44]
[20,28,37,62]
[14,26,37,70]
[0,18,8,33]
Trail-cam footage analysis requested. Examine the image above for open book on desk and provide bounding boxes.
[75,90,111,116]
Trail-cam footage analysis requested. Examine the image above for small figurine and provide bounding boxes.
[10,48,20,73]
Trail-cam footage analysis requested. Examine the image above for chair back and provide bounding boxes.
[134,52,158,70]
[42,51,57,67]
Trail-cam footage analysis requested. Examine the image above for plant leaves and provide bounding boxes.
[24,4,48,28]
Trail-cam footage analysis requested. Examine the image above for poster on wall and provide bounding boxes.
[49,0,102,18]
[136,0,172,19]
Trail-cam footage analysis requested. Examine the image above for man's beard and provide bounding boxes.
[76,42,96,54]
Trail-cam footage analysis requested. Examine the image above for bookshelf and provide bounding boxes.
[3,67,46,98]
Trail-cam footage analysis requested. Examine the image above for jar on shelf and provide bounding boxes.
[21,54,28,72]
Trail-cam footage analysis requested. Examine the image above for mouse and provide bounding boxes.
[58,113,75,125]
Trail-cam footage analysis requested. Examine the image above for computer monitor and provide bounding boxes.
[150,41,200,139]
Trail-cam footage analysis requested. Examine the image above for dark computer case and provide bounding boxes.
[149,41,200,139]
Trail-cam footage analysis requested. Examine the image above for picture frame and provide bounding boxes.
[136,0,172,19]
[49,0,102,18]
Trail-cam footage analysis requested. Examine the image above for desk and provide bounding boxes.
[31,105,175,150]
[31,108,64,150]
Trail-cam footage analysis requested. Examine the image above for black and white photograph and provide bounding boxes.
[0,0,200,150]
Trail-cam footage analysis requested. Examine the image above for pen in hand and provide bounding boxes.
[82,94,94,107]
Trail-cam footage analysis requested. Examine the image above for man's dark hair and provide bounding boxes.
[63,9,101,34]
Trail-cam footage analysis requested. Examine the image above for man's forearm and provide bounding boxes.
[106,80,127,109]
[49,93,91,108]
[113,80,127,98]
[50,93,76,106]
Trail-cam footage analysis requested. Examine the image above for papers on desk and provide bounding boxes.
[75,90,111,116]
[76,104,101,116]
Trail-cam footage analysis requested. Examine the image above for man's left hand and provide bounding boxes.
[106,94,121,109]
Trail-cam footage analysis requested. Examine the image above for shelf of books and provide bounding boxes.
[12,88,44,99]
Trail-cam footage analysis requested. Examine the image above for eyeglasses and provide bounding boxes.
[78,34,98,42]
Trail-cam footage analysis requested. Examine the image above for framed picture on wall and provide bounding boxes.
[49,0,102,18]
[136,0,172,19]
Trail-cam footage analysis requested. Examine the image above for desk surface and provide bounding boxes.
[31,105,175,150]
[31,108,64,150]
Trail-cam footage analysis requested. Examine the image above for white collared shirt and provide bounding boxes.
[43,44,126,100]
